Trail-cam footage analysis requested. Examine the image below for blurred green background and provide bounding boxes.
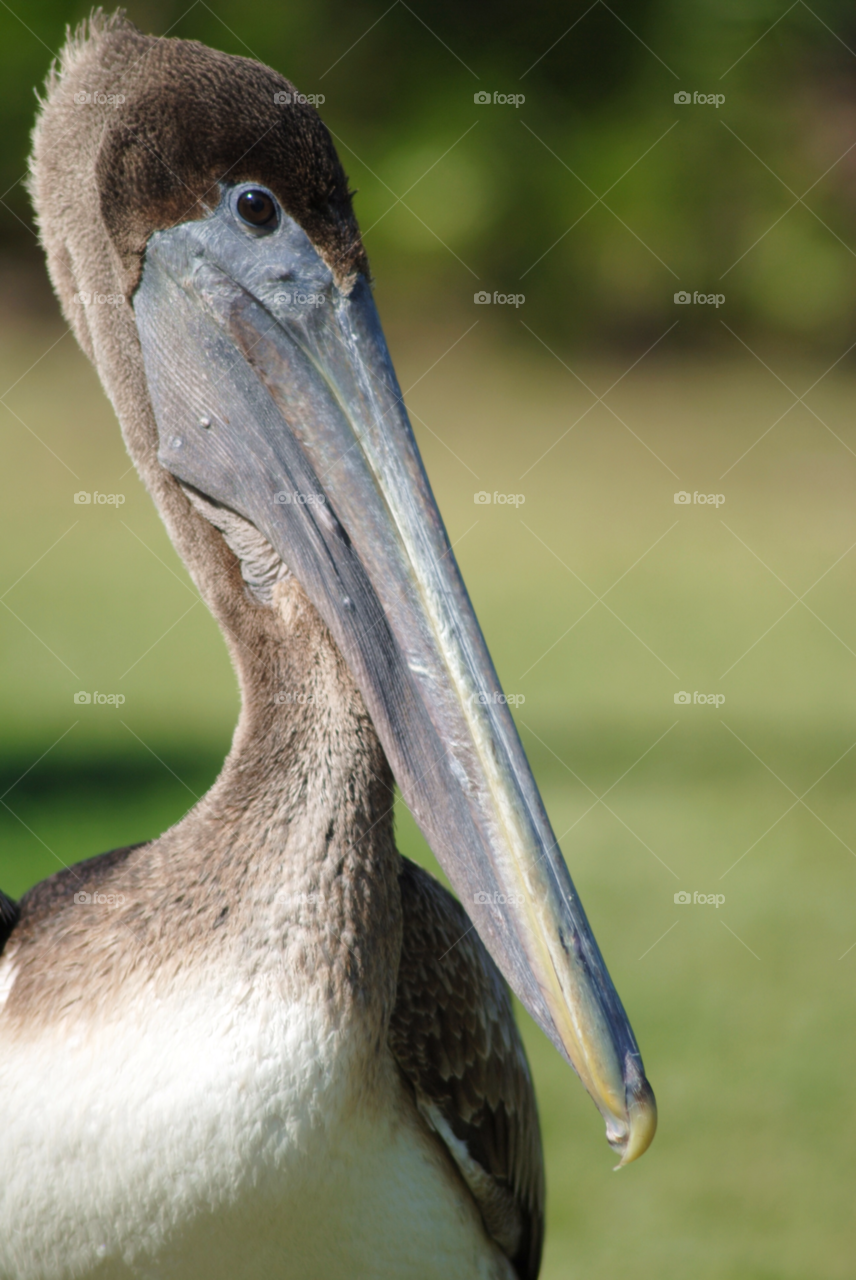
[2,2,856,1278]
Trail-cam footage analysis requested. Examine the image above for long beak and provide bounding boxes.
[133,197,656,1166]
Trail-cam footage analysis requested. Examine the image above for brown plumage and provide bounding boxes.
[393,862,544,1278]
[2,12,548,1278]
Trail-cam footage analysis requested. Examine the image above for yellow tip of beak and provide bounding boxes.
[613,1077,658,1169]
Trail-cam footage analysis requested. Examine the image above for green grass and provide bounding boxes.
[2,312,856,1277]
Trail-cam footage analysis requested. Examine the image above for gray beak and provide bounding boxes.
[133,188,656,1166]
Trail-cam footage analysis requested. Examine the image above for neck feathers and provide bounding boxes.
[163,573,403,1008]
[6,574,402,1040]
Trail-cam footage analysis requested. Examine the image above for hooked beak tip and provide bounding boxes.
[612,1073,657,1170]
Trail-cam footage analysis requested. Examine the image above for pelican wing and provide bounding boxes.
[390,858,545,1280]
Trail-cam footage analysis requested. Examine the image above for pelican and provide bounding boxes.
[0,13,655,1278]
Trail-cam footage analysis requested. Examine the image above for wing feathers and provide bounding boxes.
[389,858,545,1280]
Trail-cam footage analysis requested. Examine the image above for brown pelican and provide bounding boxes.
[0,13,655,1278]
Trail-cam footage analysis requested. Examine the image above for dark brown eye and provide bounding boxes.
[236,189,278,229]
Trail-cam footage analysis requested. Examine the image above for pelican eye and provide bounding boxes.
[235,188,279,231]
